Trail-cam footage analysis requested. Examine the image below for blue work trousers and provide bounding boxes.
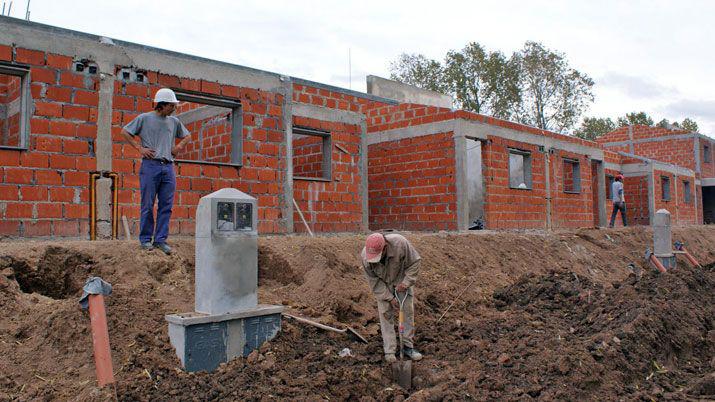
[139,159,176,244]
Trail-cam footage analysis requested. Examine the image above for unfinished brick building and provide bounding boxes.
[0,17,711,239]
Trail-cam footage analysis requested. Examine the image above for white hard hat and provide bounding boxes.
[153,88,179,103]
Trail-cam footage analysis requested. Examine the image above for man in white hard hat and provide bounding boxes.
[120,88,191,254]
[360,232,423,363]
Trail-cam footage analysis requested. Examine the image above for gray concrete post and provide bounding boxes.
[653,209,676,269]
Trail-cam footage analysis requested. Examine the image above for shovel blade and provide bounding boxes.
[392,360,412,389]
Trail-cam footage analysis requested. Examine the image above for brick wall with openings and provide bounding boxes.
[111,69,286,236]
[0,45,97,237]
[623,175,650,226]
[0,73,22,147]
[652,170,698,226]
[701,138,715,179]
[291,116,362,233]
[174,101,232,163]
[368,131,457,231]
[551,151,594,228]
[481,136,547,229]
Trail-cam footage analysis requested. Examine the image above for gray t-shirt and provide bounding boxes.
[612,181,625,203]
[123,112,190,161]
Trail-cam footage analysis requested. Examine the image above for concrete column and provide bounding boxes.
[280,77,294,233]
[95,62,114,172]
[453,134,468,231]
[359,119,368,232]
[95,177,113,239]
[596,161,607,226]
[653,209,676,269]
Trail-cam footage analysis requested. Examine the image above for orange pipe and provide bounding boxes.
[88,294,115,387]
[649,255,668,273]
[681,246,701,268]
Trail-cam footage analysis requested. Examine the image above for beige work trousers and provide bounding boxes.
[376,291,415,355]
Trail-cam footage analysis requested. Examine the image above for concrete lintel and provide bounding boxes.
[165,304,284,326]
[176,105,230,126]
[604,162,622,172]
[651,162,695,177]
[0,17,283,92]
[291,102,365,126]
[701,178,715,186]
[458,119,604,159]
[601,132,696,148]
[367,120,456,145]
[621,163,651,176]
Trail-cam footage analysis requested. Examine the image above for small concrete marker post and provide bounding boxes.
[88,294,115,387]
[166,188,284,372]
[653,209,676,270]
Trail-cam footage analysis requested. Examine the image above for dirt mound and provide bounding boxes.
[420,263,715,400]
[0,227,714,400]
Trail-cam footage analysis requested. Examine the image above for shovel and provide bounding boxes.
[392,290,412,389]
[283,313,368,343]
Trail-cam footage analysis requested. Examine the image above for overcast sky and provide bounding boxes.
[8,0,715,136]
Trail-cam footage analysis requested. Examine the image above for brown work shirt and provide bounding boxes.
[361,233,421,302]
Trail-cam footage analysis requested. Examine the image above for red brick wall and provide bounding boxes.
[292,134,324,178]
[700,138,715,179]
[482,137,547,229]
[112,71,287,235]
[551,151,594,228]
[0,43,293,237]
[174,102,232,163]
[291,116,362,233]
[0,73,22,147]
[623,175,650,226]
[0,45,97,237]
[368,132,457,231]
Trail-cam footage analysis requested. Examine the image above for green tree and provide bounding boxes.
[617,112,654,127]
[574,117,616,141]
[443,42,521,119]
[389,53,446,93]
[514,41,594,133]
[681,118,699,132]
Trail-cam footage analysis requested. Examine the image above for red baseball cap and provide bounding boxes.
[365,233,385,263]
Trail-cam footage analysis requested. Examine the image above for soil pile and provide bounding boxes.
[0,226,713,400]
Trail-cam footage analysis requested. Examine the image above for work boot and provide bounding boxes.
[154,242,172,255]
[141,242,154,250]
[403,347,423,361]
[384,354,397,363]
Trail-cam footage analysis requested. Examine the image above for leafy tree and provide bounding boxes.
[443,42,521,119]
[574,117,616,141]
[616,112,654,127]
[389,41,594,131]
[513,41,594,133]
[389,54,446,93]
[681,118,699,132]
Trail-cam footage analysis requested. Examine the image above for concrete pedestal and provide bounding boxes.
[166,304,284,372]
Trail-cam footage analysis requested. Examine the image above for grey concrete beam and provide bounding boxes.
[601,132,696,148]
[702,178,715,186]
[368,120,456,145]
[176,105,230,126]
[604,162,622,171]
[291,102,365,125]
[366,75,452,108]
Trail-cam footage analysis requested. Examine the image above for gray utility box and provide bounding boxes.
[195,188,259,314]
[166,188,284,372]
